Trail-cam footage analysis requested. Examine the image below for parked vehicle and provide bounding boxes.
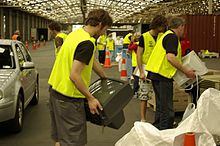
[0,39,39,132]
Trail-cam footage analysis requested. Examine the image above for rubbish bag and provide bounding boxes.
[115,88,220,146]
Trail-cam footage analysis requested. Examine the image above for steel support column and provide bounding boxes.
[0,8,3,37]
[208,0,213,14]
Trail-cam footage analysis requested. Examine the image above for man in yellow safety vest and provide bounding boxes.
[48,22,67,57]
[123,30,135,79]
[106,33,115,62]
[146,17,195,130]
[97,34,107,64]
[48,9,113,146]
[136,15,167,122]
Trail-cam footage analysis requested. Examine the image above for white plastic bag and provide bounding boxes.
[181,103,196,122]
[115,52,122,72]
[133,65,148,77]
[115,52,122,62]
[115,88,220,146]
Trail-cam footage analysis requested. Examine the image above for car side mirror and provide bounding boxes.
[21,61,35,70]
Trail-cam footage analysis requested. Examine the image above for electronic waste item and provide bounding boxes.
[85,78,133,129]
[173,50,208,88]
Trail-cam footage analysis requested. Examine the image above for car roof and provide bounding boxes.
[0,39,17,45]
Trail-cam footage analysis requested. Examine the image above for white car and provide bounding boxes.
[0,39,39,132]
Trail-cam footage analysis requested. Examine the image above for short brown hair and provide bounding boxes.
[48,22,62,31]
[168,17,185,29]
[149,15,167,30]
[85,9,113,27]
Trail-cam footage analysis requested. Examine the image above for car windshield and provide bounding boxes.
[0,45,15,69]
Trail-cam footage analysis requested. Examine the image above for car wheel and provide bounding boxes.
[30,77,39,105]
[10,93,24,133]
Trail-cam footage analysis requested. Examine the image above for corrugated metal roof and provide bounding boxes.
[1,0,220,24]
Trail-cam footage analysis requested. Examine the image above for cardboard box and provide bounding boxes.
[147,82,190,112]
[203,69,220,75]
[200,74,220,90]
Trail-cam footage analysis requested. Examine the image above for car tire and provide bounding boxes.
[9,93,24,133]
[30,77,39,105]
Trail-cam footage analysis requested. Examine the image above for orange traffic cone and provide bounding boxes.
[37,40,40,48]
[25,41,28,49]
[104,50,112,68]
[33,41,36,50]
[120,58,128,81]
[184,132,196,146]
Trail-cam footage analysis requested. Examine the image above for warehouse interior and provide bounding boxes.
[0,0,220,146]
[1,0,220,52]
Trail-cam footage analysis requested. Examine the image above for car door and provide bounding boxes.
[14,43,32,103]
[18,42,37,100]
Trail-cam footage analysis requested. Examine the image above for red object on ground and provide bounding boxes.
[184,132,196,146]
[104,50,112,68]
[120,58,128,81]
[33,41,36,50]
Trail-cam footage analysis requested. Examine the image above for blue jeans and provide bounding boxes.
[152,79,174,130]
[110,50,115,62]
[98,50,105,64]
[115,45,123,54]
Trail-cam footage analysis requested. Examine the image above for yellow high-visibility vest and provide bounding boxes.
[146,30,182,79]
[123,33,132,45]
[131,42,139,67]
[97,35,107,51]
[106,38,114,51]
[54,32,67,56]
[48,28,96,98]
[142,32,163,65]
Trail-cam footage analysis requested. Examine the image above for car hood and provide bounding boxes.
[0,69,16,89]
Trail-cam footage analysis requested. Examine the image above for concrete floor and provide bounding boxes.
[0,41,219,146]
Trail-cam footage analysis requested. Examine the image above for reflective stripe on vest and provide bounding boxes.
[146,30,182,79]
[55,32,67,56]
[48,28,96,98]
[123,33,132,45]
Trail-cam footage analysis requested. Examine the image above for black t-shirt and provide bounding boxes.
[162,33,178,55]
[73,40,94,65]
[148,32,179,81]
[128,35,131,41]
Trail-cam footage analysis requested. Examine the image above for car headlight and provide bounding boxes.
[0,89,3,100]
